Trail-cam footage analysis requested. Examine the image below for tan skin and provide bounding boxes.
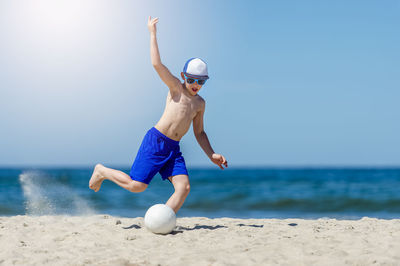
[89,16,227,214]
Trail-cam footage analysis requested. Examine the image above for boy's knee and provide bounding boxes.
[176,182,190,195]
[128,180,148,193]
[185,183,190,193]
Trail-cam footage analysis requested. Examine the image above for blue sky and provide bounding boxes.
[0,0,399,167]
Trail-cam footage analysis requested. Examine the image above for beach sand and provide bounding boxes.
[1,215,400,265]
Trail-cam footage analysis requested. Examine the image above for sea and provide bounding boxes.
[1,167,400,219]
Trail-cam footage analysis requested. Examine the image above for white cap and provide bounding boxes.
[183,58,209,79]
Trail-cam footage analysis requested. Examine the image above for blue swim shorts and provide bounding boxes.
[129,127,189,184]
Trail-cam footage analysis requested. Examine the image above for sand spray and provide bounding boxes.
[19,171,95,216]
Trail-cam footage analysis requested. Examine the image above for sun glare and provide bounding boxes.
[12,0,107,47]
[2,1,123,83]
[29,1,86,30]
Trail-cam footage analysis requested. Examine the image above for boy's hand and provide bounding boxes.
[211,153,228,170]
[148,16,159,34]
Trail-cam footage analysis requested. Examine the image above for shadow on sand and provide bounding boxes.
[122,223,265,235]
[121,223,227,235]
[122,224,141,230]
[171,224,228,235]
[236,223,264,228]
[177,224,227,231]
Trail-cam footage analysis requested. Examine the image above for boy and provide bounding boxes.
[89,17,228,214]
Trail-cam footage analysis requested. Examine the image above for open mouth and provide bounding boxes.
[192,88,198,93]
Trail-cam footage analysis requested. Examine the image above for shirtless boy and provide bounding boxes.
[89,16,228,214]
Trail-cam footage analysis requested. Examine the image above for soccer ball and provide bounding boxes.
[144,204,176,234]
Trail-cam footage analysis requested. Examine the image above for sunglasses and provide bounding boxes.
[184,74,207,85]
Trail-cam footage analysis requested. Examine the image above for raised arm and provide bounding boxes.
[193,100,228,169]
[148,16,180,93]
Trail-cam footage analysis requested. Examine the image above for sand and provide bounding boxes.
[1,215,400,266]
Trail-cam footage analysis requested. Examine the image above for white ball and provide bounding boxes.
[144,204,176,234]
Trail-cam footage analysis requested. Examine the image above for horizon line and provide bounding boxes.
[1,164,400,170]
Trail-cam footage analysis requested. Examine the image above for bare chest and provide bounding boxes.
[166,94,199,121]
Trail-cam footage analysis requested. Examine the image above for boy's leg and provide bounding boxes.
[89,164,148,193]
[165,174,190,213]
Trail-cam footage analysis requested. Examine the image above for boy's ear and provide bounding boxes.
[180,72,185,81]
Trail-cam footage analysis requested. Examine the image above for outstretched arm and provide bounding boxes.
[193,102,228,170]
[148,16,180,93]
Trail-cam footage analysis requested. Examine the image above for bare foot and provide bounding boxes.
[89,164,105,192]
